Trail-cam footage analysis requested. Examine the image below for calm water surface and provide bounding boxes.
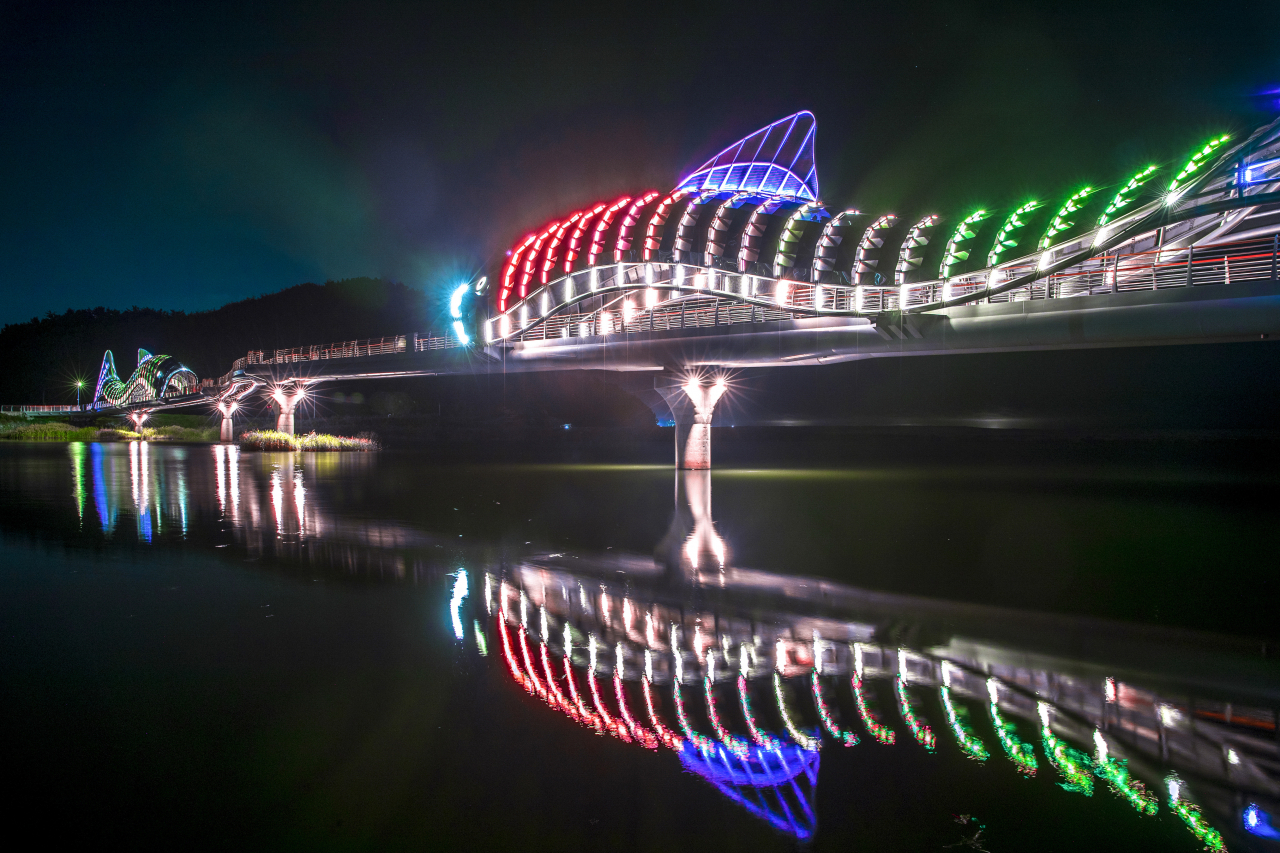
[1,440,1278,851]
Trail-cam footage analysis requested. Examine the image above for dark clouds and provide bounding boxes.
[1,0,1277,324]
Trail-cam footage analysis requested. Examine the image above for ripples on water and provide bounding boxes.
[0,440,1277,850]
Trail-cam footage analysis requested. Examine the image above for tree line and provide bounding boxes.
[0,278,443,404]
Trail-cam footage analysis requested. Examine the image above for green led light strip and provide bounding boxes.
[1169,134,1231,192]
[987,201,1040,267]
[1098,165,1158,226]
[1039,187,1096,250]
[941,210,988,278]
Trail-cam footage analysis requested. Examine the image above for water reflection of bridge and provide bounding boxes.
[464,472,1279,849]
[59,442,1280,847]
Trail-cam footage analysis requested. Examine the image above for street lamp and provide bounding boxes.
[75,380,84,410]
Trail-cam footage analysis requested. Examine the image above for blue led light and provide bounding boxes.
[450,283,472,345]
[678,741,820,840]
[676,111,819,202]
[1243,157,1280,184]
[1245,804,1280,839]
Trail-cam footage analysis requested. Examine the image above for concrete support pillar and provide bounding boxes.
[217,401,237,442]
[271,385,306,436]
[656,374,728,469]
[276,405,295,435]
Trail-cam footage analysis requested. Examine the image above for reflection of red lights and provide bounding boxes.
[616,674,660,749]
[564,655,604,732]
[643,677,685,751]
[518,623,548,699]
[590,669,633,742]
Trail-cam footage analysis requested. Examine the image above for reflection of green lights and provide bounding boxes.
[812,673,858,746]
[989,682,1037,774]
[941,210,988,278]
[1040,187,1096,249]
[472,620,488,656]
[1095,755,1157,814]
[940,686,988,760]
[1040,707,1093,795]
[1167,775,1226,851]
[987,201,1040,267]
[851,672,896,744]
[1170,134,1231,192]
[895,675,935,750]
[69,442,86,522]
[1099,165,1158,226]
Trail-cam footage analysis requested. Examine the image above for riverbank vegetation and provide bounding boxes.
[238,429,379,451]
[0,415,218,442]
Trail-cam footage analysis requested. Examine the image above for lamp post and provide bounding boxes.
[76,380,83,411]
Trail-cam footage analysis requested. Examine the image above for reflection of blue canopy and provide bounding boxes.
[678,740,820,840]
[676,112,819,202]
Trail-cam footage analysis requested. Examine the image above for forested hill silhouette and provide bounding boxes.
[0,278,436,404]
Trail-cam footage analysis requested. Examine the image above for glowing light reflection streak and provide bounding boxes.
[939,685,988,761]
[894,674,936,751]
[1167,775,1226,852]
[643,677,685,750]
[850,672,896,744]
[773,674,821,751]
[1039,702,1093,795]
[739,674,784,750]
[1093,732,1157,814]
[811,674,858,746]
[988,680,1037,775]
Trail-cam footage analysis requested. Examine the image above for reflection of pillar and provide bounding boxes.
[655,468,728,580]
[656,374,728,469]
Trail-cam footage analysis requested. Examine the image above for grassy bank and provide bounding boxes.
[0,417,218,443]
[238,429,379,451]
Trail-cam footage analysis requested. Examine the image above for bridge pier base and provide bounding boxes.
[657,374,728,470]
[217,401,238,442]
[271,384,306,436]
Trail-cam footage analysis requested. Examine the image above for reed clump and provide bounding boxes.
[238,429,379,451]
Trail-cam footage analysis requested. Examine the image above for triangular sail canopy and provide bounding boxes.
[137,348,152,366]
[676,111,819,202]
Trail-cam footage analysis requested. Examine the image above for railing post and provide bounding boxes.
[1185,246,1194,287]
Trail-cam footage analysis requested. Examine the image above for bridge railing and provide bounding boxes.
[502,232,1280,343]
[211,330,465,387]
[0,405,82,414]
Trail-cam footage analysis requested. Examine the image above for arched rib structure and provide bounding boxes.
[488,115,1280,335]
[93,349,197,409]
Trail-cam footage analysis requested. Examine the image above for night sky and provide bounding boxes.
[3,0,1278,327]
